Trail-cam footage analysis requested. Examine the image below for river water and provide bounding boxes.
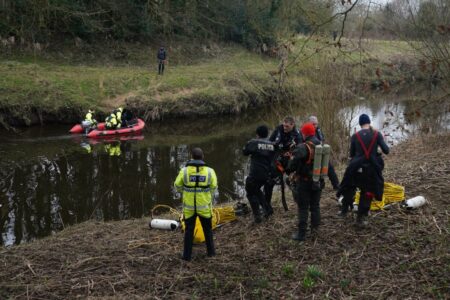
[0,96,448,246]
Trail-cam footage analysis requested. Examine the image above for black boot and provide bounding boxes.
[254,214,262,224]
[291,232,306,241]
[355,214,368,228]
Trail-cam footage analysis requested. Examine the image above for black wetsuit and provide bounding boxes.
[243,138,276,219]
[339,128,389,216]
[265,125,301,204]
[287,136,323,239]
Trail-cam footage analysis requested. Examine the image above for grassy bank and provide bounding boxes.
[0,132,448,299]
[0,44,282,127]
[0,37,419,128]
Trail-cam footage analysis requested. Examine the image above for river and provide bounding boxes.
[0,95,448,246]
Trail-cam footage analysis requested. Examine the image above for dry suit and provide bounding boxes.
[174,159,217,261]
[338,128,389,217]
[265,125,301,206]
[287,136,323,240]
[243,138,276,221]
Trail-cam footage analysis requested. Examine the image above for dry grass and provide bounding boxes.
[0,132,448,299]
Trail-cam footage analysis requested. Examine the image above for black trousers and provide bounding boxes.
[246,176,273,217]
[183,214,215,261]
[340,165,377,216]
[295,181,322,236]
[158,60,165,74]
[328,162,340,190]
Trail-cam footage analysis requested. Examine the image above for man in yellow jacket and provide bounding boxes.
[174,148,218,261]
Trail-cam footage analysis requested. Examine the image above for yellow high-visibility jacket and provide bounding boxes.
[174,160,218,219]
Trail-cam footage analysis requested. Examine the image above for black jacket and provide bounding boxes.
[339,128,389,200]
[157,49,167,60]
[287,136,321,178]
[269,125,301,152]
[315,127,325,142]
[243,138,276,179]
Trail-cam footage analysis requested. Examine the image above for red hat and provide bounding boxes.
[301,122,316,137]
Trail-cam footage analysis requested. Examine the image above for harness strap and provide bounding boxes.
[355,130,378,160]
[305,141,314,165]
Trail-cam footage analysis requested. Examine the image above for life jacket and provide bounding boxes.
[105,113,121,129]
[176,160,217,219]
[113,108,123,124]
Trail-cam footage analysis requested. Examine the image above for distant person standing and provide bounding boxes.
[157,46,167,75]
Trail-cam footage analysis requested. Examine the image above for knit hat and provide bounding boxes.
[256,125,269,138]
[300,122,316,137]
[358,114,371,126]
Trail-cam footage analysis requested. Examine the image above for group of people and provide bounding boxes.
[174,113,389,261]
[83,107,135,130]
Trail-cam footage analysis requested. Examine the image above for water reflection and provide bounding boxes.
[340,100,450,146]
[0,97,448,246]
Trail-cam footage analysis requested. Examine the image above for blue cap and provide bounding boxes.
[359,114,371,126]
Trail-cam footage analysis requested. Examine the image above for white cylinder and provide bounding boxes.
[150,219,179,230]
[338,196,343,206]
[404,196,426,209]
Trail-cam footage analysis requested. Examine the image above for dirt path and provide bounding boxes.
[0,133,448,299]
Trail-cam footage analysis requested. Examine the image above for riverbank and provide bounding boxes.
[0,37,418,129]
[1,132,448,299]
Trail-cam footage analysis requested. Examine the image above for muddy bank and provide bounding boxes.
[0,132,448,299]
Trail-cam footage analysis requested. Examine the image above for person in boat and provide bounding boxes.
[242,125,276,223]
[286,122,323,241]
[84,109,97,126]
[121,108,137,127]
[174,147,218,261]
[337,114,389,227]
[265,116,301,208]
[105,107,123,130]
[306,116,340,191]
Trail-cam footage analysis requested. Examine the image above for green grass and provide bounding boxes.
[0,37,416,126]
[0,45,279,120]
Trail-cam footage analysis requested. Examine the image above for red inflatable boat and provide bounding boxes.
[69,122,106,134]
[86,118,145,138]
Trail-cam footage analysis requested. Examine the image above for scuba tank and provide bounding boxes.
[320,144,331,176]
[402,196,426,209]
[149,219,180,230]
[312,144,332,183]
[312,144,323,182]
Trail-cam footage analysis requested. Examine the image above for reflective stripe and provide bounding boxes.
[207,168,212,185]
[182,187,211,193]
[184,204,210,210]
[183,167,188,184]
